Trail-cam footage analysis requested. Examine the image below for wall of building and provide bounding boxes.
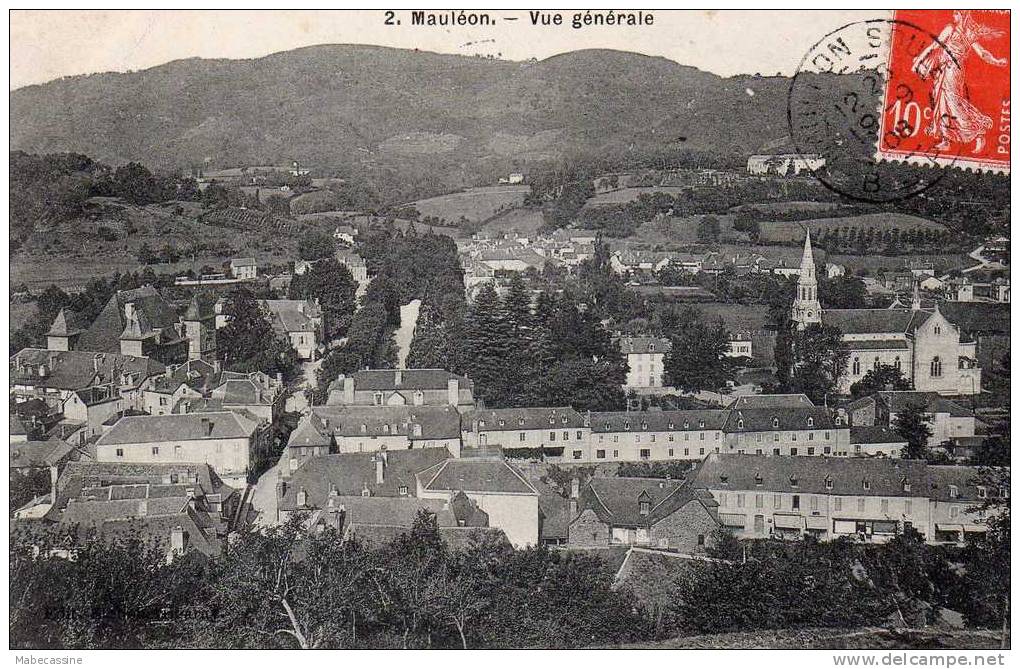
[419,489,539,548]
[649,500,718,553]
[95,437,252,481]
[625,352,666,388]
[567,508,610,547]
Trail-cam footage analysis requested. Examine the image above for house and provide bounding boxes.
[333,225,358,246]
[57,286,209,365]
[11,349,165,441]
[284,404,462,472]
[336,249,369,283]
[18,460,240,558]
[415,456,540,547]
[848,426,907,458]
[726,332,753,358]
[567,477,720,553]
[794,234,981,395]
[216,298,323,360]
[619,336,672,389]
[10,414,29,443]
[746,154,825,176]
[587,410,728,462]
[844,391,976,449]
[326,368,475,408]
[687,453,999,545]
[723,394,847,457]
[94,412,269,486]
[10,439,77,474]
[461,407,588,456]
[229,258,258,280]
[141,374,203,416]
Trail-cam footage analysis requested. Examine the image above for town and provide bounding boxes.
[8,31,1011,651]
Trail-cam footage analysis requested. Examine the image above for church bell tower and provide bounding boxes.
[792,230,822,330]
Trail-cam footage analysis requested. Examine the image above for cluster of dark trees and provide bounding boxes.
[812,226,957,255]
[216,286,300,381]
[312,229,466,402]
[408,275,627,411]
[11,485,1009,649]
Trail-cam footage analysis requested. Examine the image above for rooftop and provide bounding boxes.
[95,412,258,446]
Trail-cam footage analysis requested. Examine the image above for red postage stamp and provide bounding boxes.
[877,9,1010,174]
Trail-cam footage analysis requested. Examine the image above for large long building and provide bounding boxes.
[688,453,999,545]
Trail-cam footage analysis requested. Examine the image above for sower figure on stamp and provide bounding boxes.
[911,10,1008,154]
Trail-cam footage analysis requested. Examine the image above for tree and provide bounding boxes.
[892,403,933,460]
[297,229,336,261]
[819,275,868,309]
[697,215,721,242]
[217,285,299,379]
[783,323,848,405]
[664,307,734,392]
[288,258,357,341]
[849,363,911,398]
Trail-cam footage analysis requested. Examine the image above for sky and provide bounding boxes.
[9,9,889,90]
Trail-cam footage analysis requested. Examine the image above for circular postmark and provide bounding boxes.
[788,19,960,203]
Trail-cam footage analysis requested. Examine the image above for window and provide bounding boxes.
[596,449,606,459]
[639,449,650,460]
[613,450,619,458]
[904,500,912,515]
[697,534,705,546]
[834,497,842,511]
[151,447,159,455]
[790,447,798,456]
[563,431,569,441]
[950,506,959,519]
[572,450,582,460]
[789,475,798,487]
[519,417,526,426]
[852,357,860,375]
[880,499,889,513]
[862,479,871,491]
[754,473,763,486]
[635,435,641,443]
[825,432,831,440]
[977,486,988,499]
[949,485,959,499]
[684,448,689,456]
[699,432,705,441]
[116,448,124,457]
[772,417,779,428]
[398,485,408,496]
[824,446,832,454]
[519,432,526,442]
[792,495,801,510]
[737,419,744,429]
[894,356,901,371]
[857,498,866,512]
[773,448,781,455]
[639,500,650,515]
[874,356,880,370]
[498,419,505,427]
[576,431,583,440]
[699,447,705,456]
[930,356,943,377]
[903,481,911,493]
[807,447,815,455]
[755,494,763,508]
[549,432,556,441]
[736,494,745,508]
[824,476,833,490]
[668,448,674,457]
[934,325,942,335]
[807,417,814,427]
[811,495,819,510]
[773,494,781,508]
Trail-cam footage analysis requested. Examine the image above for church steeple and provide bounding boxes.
[791,230,822,330]
[911,280,921,311]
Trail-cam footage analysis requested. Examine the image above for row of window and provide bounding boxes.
[575,446,721,460]
[722,492,915,515]
[598,431,719,443]
[849,356,943,378]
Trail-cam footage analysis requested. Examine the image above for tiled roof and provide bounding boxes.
[96,412,257,446]
[231,257,257,267]
[463,407,585,432]
[823,308,931,335]
[532,477,570,541]
[260,299,320,334]
[313,495,458,529]
[55,461,231,503]
[10,439,76,469]
[724,406,835,432]
[46,308,87,337]
[927,466,1000,502]
[289,405,462,445]
[348,368,474,392]
[850,426,908,445]
[727,394,815,409]
[416,459,538,495]
[212,378,274,406]
[280,448,451,511]
[10,348,164,391]
[876,391,974,418]
[582,477,718,527]
[590,410,728,433]
[619,336,672,355]
[845,340,911,351]
[77,286,179,353]
[689,453,933,498]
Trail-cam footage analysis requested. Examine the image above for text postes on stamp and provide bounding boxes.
[878,9,1009,175]
[788,19,958,203]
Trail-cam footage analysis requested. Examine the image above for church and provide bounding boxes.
[792,233,981,396]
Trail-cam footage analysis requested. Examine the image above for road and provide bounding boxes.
[248,453,284,527]
[394,299,421,367]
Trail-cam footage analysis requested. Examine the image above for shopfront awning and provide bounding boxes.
[935,523,963,533]
[773,514,803,530]
[719,513,746,528]
[805,516,829,530]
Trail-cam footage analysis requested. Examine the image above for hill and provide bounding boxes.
[11,46,793,191]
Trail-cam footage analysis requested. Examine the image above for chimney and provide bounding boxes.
[447,378,459,406]
[169,526,187,555]
[49,465,59,503]
[394,369,403,386]
[93,354,102,373]
[201,417,213,436]
[570,477,580,500]
[569,497,578,522]
[375,456,385,485]
[185,487,196,509]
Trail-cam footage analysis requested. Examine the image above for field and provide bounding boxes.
[757,213,947,244]
[412,185,530,224]
[731,200,852,215]
[11,198,305,291]
[609,627,1005,650]
[585,186,689,206]
[478,207,546,238]
[9,300,38,332]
